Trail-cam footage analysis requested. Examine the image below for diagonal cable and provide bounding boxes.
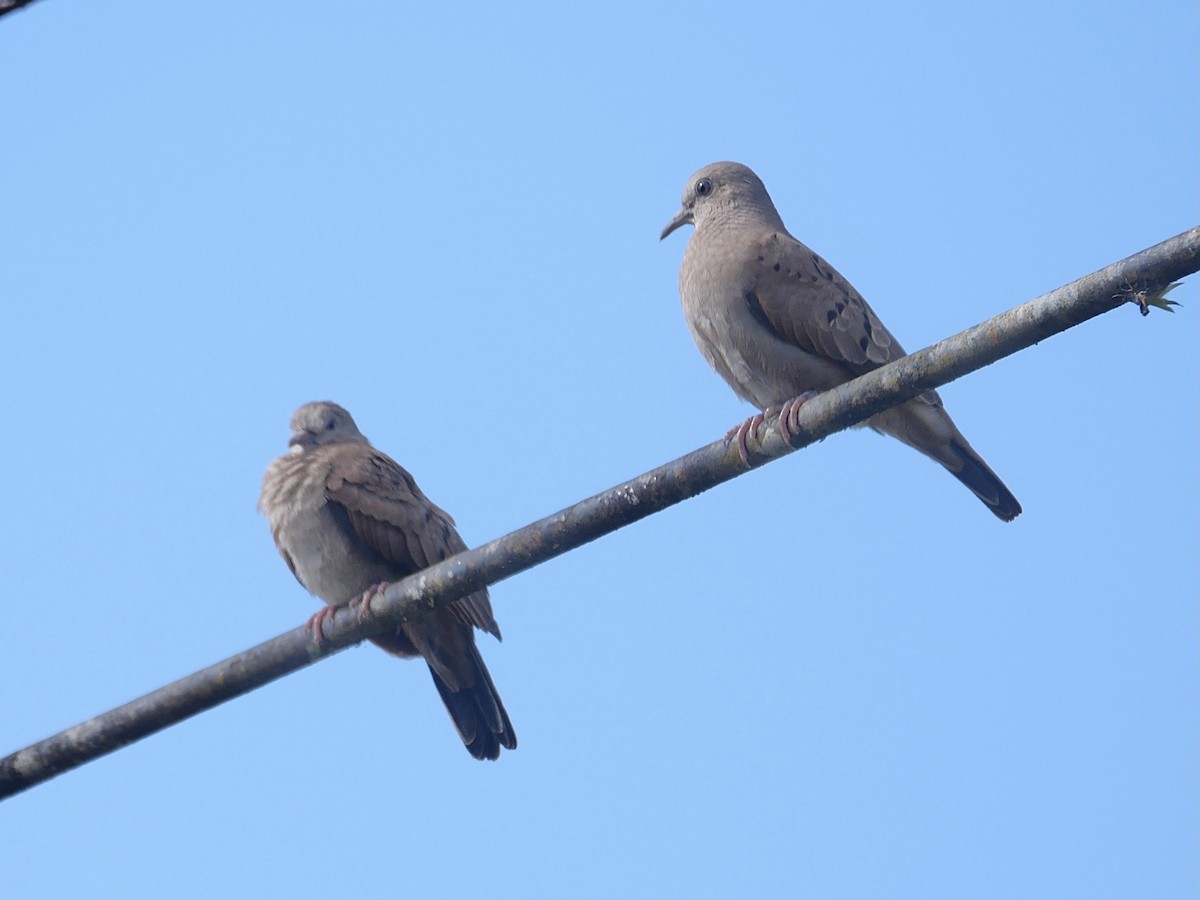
[1,225,1195,801]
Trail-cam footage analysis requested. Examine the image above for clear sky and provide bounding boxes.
[1,2,1196,898]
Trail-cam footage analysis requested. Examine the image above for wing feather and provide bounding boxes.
[744,231,941,407]
[324,448,501,638]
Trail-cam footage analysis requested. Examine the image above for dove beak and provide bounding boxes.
[660,208,694,241]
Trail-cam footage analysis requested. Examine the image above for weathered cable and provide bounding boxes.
[1,226,1194,801]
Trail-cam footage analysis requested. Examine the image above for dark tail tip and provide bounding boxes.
[429,646,517,761]
[949,440,1022,522]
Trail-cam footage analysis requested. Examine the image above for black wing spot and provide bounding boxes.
[862,316,873,338]
[826,309,837,325]
[859,336,869,352]
[772,263,781,272]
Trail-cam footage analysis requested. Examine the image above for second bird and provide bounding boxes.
[661,161,1021,522]
[259,401,516,759]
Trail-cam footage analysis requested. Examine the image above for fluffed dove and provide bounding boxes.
[259,401,516,759]
[661,161,1021,521]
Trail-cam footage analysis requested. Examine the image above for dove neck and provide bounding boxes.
[707,201,786,235]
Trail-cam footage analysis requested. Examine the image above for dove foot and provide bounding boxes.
[305,605,338,649]
[777,391,820,448]
[724,391,821,464]
[350,582,389,624]
[725,407,779,467]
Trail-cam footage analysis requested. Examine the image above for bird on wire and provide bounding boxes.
[661,160,1021,522]
[259,401,516,759]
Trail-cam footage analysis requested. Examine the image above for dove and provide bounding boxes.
[259,401,516,759]
[661,161,1021,521]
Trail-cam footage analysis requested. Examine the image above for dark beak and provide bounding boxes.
[660,207,694,241]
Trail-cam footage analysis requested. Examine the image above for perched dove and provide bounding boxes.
[661,161,1021,521]
[259,401,516,759]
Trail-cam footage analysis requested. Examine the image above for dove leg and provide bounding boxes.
[777,391,820,448]
[726,410,771,466]
[304,605,338,648]
[349,581,389,624]
[725,390,820,465]
[726,402,792,466]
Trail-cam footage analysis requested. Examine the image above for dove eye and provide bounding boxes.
[325,419,336,431]
[695,178,713,197]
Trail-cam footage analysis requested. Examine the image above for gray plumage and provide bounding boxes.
[259,401,516,759]
[661,161,1020,521]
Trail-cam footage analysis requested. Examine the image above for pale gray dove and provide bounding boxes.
[259,401,516,759]
[661,161,1021,521]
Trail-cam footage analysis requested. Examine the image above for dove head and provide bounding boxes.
[287,401,369,451]
[660,161,785,240]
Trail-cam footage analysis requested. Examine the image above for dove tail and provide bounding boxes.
[428,643,517,761]
[948,440,1022,522]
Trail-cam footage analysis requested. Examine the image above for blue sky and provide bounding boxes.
[1,2,1196,898]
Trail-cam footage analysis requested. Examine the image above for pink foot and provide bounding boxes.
[725,407,778,466]
[305,606,338,649]
[776,391,820,448]
[350,582,389,624]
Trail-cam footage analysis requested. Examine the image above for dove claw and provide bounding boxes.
[726,410,771,466]
[351,582,389,624]
[777,391,819,448]
[305,606,337,649]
